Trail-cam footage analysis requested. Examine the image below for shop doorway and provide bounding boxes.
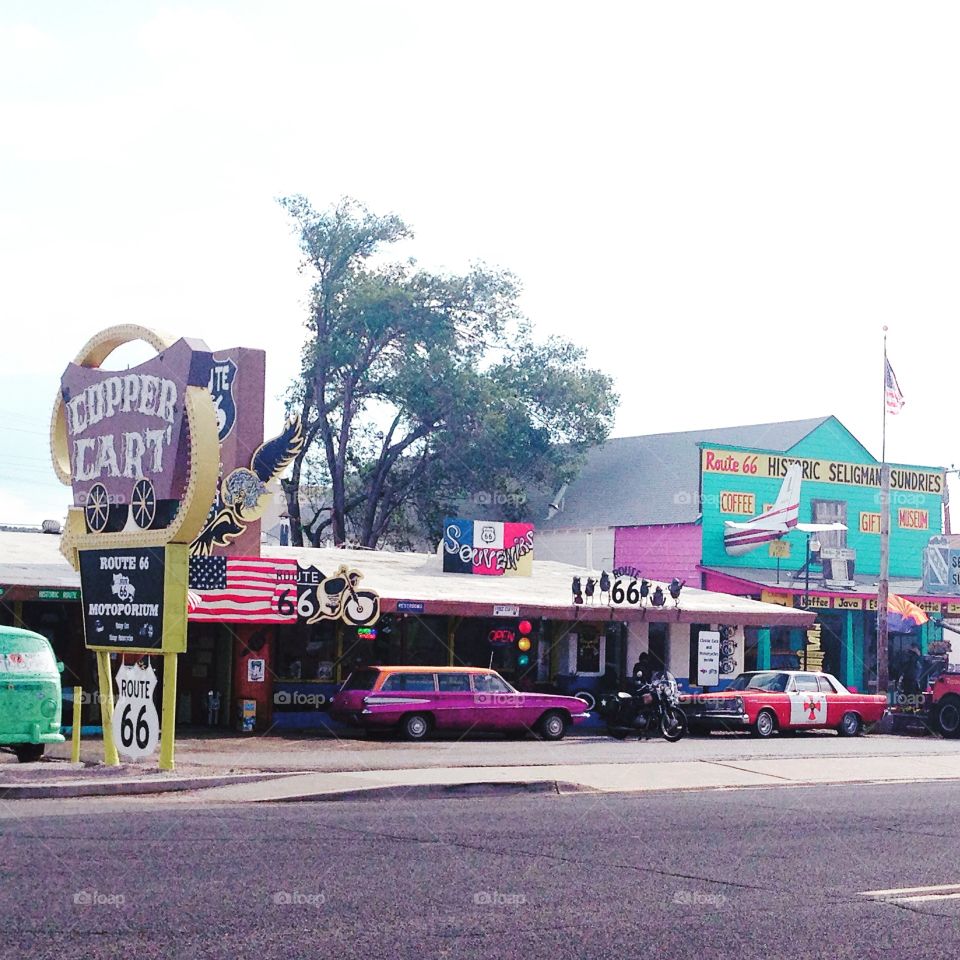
[648,624,667,673]
[178,625,233,726]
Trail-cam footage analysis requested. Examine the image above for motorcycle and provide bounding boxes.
[599,671,687,742]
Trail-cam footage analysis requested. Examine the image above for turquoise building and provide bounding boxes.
[696,418,944,692]
[534,415,948,694]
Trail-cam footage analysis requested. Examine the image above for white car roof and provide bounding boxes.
[744,670,849,692]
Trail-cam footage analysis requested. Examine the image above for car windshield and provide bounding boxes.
[726,672,789,692]
[340,669,380,692]
[0,649,56,673]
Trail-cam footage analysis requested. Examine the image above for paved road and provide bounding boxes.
[5,781,960,959]
[15,727,960,777]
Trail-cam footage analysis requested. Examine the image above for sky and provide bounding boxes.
[2,1,959,525]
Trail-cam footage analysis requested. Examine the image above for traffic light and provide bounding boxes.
[517,619,533,668]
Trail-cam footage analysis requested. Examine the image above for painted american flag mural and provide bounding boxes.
[188,556,299,623]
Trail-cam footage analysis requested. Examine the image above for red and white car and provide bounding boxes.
[679,670,887,738]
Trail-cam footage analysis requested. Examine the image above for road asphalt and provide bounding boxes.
[6,781,960,960]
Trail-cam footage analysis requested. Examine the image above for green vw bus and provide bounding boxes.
[0,626,65,762]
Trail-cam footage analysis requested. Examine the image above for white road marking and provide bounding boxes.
[860,882,960,904]
[894,893,960,904]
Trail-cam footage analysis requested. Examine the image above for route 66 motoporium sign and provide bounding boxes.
[78,544,189,654]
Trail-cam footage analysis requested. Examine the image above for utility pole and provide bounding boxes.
[877,327,891,697]
[877,462,890,694]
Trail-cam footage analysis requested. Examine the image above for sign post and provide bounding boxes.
[95,650,119,766]
[50,325,220,770]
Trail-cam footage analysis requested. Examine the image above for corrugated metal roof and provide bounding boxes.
[0,532,812,624]
[532,416,833,529]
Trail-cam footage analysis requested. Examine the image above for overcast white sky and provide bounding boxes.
[2,1,958,524]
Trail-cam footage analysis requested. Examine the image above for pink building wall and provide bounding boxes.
[614,524,703,585]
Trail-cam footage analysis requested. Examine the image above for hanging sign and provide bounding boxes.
[697,630,720,686]
[112,662,161,760]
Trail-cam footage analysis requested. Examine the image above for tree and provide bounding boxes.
[279,195,618,548]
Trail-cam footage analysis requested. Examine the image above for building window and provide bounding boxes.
[567,630,605,676]
[276,621,337,681]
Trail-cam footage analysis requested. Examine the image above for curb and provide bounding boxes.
[265,779,599,803]
[272,772,960,804]
[0,771,296,801]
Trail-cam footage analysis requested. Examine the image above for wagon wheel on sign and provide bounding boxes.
[131,479,157,529]
[84,483,111,533]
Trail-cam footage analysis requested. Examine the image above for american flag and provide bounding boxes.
[885,358,905,415]
[187,556,298,623]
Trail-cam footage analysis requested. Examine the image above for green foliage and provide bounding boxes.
[279,195,618,548]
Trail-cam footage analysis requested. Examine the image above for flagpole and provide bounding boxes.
[877,326,890,697]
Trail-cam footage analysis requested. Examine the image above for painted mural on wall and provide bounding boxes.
[187,557,380,626]
[700,444,944,578]
[442,519,534,576]
[191,417,304,556]
[193,348,295,558]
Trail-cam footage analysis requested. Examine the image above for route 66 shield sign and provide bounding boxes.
[113,662,161,759]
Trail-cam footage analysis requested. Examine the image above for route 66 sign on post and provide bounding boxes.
[112,662,161,760]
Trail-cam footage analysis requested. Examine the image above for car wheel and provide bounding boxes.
[838,711,863,737]
[14,744,44,763]
[936,696,960,739]
[751,709,777,739]
[400,713,431,741]
[537,711,568,741]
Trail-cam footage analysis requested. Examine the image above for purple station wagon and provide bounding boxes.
[329,666,591,741]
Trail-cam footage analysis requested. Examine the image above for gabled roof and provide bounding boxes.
[532,416,834,529]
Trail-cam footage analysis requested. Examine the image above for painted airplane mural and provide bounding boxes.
[722,463,846,557]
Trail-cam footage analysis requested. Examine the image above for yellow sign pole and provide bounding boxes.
[159,652,178,771]
[96,651,120,766]
[70,686,82,763]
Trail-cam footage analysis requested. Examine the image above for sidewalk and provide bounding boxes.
[6,734,960,801]
[172,751,960,803]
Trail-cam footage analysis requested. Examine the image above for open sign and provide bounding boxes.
[488,629,516,645]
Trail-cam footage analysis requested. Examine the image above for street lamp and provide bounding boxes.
[804,534,821,607]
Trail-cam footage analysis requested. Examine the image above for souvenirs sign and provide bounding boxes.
[442,518,534,576]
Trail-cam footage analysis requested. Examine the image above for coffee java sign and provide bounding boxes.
[51,325,221,568]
